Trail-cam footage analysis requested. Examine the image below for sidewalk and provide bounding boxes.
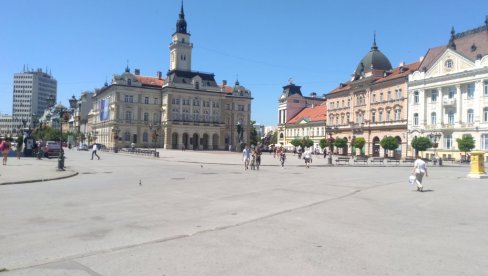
[0,156,78,185]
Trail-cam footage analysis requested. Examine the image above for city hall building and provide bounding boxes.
[89,4,252,151]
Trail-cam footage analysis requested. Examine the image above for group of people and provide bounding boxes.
[242,144,262,170]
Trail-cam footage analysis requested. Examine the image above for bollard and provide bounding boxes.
[57,151,65,171]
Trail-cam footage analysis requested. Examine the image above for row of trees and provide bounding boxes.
[282,134,476,157]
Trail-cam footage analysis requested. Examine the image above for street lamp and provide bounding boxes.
[112,126,120,153]
[428,131,442,165]
[325,126,339,165]
[149,123,161,157]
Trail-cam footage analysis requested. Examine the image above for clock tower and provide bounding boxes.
[169,2,193,72]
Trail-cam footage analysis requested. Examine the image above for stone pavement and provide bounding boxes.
[0,149,486,275]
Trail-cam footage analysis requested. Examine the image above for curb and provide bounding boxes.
[0,170,79,185]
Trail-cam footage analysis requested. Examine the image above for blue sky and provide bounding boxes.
[1,0,487,126]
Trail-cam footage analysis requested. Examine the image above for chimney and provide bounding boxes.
[157,71,162,79]
[134,69,140,75]
[399,61,405,67]
[223,80,227,86]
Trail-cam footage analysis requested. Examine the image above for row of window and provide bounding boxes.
[329,89,404,109]
[124,95,159,104]
[330,109,403,125]
[286,127,325,137]
[412,108,488,126]
[413,81,488,104]
[171,98,219,108]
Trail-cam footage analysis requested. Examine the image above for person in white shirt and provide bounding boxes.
[303,150,312,168]
[91,144,100,160]
[242,144,250,170]
[411,155,428,192]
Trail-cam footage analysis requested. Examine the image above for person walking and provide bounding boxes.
[1,138,11,165]
[91,143,100,160]
[303,149,312,168]
[279,149,286,167]
[242,144,250,170]
[411,155,428,192]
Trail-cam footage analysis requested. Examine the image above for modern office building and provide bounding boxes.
[12,67,57,129]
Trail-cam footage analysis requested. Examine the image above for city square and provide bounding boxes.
[1,150,487,275]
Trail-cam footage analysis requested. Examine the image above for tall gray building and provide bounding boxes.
[12,67,57,128]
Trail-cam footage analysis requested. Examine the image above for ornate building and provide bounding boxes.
[89,3,252,151]
[325,36,418,157]
[408,18,488,161]
[277,81,326,148]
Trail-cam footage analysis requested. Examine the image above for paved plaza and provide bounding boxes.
[0,150,487,275]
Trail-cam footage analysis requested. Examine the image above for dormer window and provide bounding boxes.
[445,59,453,69]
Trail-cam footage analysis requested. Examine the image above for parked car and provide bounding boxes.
[44,141,61,158]
[77,144,89,151]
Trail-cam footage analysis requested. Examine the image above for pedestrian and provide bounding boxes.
[411,154,428,192]
[255,145,262,170]
[303,150,312,168]
[279,148,286,167]
[323,149,327,159]
[242,144,250,170]
[1,138,11,165]
[91,143,100,160]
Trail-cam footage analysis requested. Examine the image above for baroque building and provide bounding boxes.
[89,3,252,151]
[277,81,326,148]
[408,18,488,161]
[325,36,418,157]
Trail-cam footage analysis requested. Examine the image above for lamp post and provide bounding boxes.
[325,126,339,165]
[112,126,120,153]
[428,131,442,165]
[149,123,161,157]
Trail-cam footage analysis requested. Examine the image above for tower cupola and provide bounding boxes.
[176,1,187,34]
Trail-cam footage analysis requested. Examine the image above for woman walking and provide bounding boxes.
[411,155,428,192]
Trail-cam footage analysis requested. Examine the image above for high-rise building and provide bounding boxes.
[12,67,57,128]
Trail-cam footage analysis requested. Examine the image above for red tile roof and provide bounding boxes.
[287,104,327,124]
[373,61,420,84]
[134,75,165,87]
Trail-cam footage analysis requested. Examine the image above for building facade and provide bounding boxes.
[325,38,417,157]
[89,3,252,151]
[283,103,327,150]
[277,81,326,147]
[12,68,57,129]
[408,20,488,161]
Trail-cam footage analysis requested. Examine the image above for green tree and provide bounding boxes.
[271,131,278,145]
[380,136,399,158]
[319,138,327,149]
[334,138,347,154]
[16,135,24,150]
[411,136,432,156]
[290,138,302,147]
[249,120,258,146]
[457,134,475,158]
[301,137,314,148]
[352,137,366,156]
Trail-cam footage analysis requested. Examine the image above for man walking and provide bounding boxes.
[411,155,428,192]
[91,144,100,160]
[242,144,250,170]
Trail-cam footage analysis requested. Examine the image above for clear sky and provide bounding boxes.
[1,0,487,126]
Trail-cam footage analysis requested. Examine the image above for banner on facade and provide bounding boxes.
[99,98,109,121]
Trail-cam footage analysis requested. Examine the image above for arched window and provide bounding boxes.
[484,107,488,122]
[413,91,419,104]
[413,113,419,126]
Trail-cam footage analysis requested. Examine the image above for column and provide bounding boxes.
[439,88,444,125]
[456,84,462,124]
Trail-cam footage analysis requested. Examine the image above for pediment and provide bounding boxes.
[298,118,310,124]
[426,49,475,78]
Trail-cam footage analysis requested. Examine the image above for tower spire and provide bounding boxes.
[176,0,187,34]
[448,26,456,50]
[371,32,378,50]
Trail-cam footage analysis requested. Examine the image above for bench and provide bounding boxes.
[335,156,350,165]
[386,158,400,165]
[371,157,384,164]
[442,157,456,163]
[402,158,415,164]
[353,156,368,165]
